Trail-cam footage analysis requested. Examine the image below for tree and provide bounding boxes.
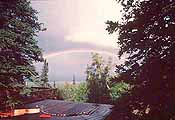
[53,81,56,88]
[59,82,76,101]
[74,83,88,102]
[86,53,112,103]
[40,59,49,87]
[110,81,130,101]
[58,82,87,102]
[0,0,44,109]
[106,0,175,119]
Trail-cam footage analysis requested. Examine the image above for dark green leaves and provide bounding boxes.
[107,0,175,119]
[0,0,44,109]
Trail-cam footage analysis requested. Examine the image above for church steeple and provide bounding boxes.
[73,74,76,85]
[53,80,56,88]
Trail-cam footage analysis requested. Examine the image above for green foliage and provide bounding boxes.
[58,81,130,103]
[58,83,76,101]
[58,82,87,102]
[73,83,88,102]
[20,86,32,96]
[0,0,44,109]
[110,82,129,101]
[106,0,175,119]
[6,95,20,109]
[86,53,112,103]
[0,0,43,87]
[40,59,49,87]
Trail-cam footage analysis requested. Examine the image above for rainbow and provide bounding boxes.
[43,49,118,59]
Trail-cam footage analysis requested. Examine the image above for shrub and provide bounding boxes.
[58,82,87,102]
[110,82,130,101]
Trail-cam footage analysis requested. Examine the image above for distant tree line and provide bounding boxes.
[57,53,129,103]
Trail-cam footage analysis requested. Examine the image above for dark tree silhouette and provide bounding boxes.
[86,53,111,103]
[0,0,44,109]
[40,59,49,87]
[106,0,175,119]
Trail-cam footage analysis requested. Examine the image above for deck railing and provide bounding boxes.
[0,87,61,111]
[21,88,60,104]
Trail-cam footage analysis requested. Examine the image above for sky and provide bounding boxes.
[31,0,124,84]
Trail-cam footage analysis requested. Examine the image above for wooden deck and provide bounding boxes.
[13,99,113,120]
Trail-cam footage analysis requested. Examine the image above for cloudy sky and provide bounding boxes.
[31,0,124,84]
